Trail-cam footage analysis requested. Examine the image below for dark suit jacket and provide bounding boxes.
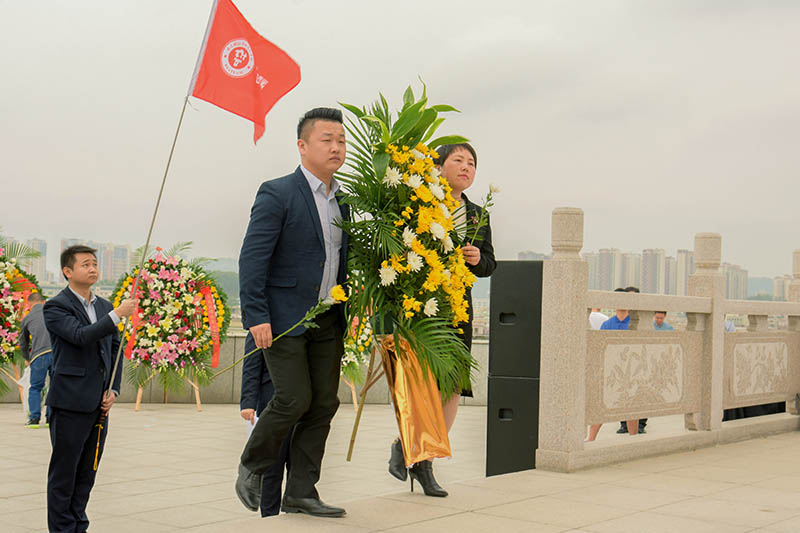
[239,167,349,336]
[43,288,122,413]
[462,193,497,323]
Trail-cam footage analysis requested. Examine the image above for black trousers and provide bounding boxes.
[241,309,343,499]
[257,379,292,517]
[48,407,108,533]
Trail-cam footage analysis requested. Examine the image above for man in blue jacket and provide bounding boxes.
[236,107,349,518]
[43,245,135,533]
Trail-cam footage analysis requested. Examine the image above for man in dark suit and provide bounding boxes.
[43,245,135,533]
[236,107,349,518]
[239,331,291,516]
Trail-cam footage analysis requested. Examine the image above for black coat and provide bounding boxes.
[43,288,122,413]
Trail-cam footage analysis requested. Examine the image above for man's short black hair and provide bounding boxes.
[434,143,478,168]
[655,311,667,315]
[28,292,45,303]
[297,107,343,140]
[61,245,97,280]
[624,286,640,293]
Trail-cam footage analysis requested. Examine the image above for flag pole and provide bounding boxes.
[92,96,190,470]
[106,95,190,399]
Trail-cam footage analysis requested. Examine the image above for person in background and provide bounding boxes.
[653,311,674,331]
[589,308,609,330]
[20,292,53,428]
[587,289,639,441]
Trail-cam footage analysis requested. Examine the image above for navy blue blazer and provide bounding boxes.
[43,288,123,413]
[239,167,349,336]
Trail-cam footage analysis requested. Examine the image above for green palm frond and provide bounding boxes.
[0,237,41,262]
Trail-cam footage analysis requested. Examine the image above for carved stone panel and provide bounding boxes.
[603,343,683,409]
[733,342,788,397]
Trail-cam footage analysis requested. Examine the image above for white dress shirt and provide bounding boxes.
[300,165,343,301]
[69,286,120,326]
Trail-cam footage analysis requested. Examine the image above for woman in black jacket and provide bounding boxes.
[388,142,496,496]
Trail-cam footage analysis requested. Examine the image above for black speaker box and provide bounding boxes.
[489,260,543,379]
[486,376,540,476]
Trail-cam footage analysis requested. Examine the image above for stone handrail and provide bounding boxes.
[724,299,800,317]
[536,207,800,473]
[586,291,712,314]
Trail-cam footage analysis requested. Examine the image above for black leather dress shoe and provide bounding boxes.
[281,495,346,517]
[235,463,262,512]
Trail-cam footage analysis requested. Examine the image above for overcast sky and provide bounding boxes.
[1,0,798,277]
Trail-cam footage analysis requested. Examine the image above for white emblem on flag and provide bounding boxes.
[221,39,255,78]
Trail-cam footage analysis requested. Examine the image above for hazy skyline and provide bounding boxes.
[2,1,799,278]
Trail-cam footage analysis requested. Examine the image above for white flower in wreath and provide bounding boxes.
[439,203,450,219]
[406,174,423,189]
[429,221,446,241]
[402,226,416,248]
[383,166,402,188]
[431,167,441,180]
[406,251,424,272]
[379,265,398,286]
[443,268,452,279]
[443,235,454,253]
[410,148,425,161]
[423,297,439,317]
[429,183,445,201]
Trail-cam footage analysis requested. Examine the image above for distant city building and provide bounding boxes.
[773,275,792,301]
[720,263,748,300]
[21,238,47,281]
[583,252,599,289]
[517,251,551,261]
[597,248,623,291]
[641,248,666,294]
[60,238,131,283]
[676,249,694,296]
[621,252,641,289]
[664,256,677,295]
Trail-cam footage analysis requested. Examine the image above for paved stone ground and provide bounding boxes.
[3,403,800,532]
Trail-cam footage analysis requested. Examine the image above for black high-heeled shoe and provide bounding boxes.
[409,460,448,497]
[388,438,407,481]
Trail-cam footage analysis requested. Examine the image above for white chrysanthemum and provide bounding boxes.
[411,149,425,160]
[379,265,398,286]
[443,269,452,279]
[443,235,454,253]
[402,226,416,248]
[383,166,402,187]
[429,183,445,201]
[407,251,424,272]
[430,221,446,241]
[406,174,423,189]
[490,183,501,193]
[431,167,441,180]
[322,296,337,305]
[423,298,439,317]
[439,203,450,218]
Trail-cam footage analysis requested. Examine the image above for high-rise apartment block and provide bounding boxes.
[22,238,47,281]
[60,238,131,283]
[720,263,748,300]
[774,275,792,301]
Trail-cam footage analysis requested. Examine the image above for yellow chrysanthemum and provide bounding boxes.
[330,284,348,302]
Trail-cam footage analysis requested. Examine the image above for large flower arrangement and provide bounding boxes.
[0,247,41,393]
[112,247,230,392]
[338,85,477,397]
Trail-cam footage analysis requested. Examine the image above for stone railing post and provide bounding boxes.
[787,250,800,415]
[536,207,588,472]
[687,233,725,431]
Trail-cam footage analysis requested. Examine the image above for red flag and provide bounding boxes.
[188,0,301,143]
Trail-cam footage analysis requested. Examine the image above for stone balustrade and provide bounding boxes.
[536,207,800,472]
